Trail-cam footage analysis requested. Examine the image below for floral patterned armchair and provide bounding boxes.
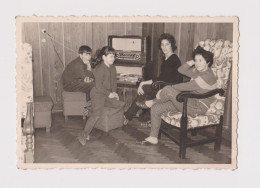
[152,39,232,159]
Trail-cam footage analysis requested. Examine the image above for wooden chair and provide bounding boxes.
[152,39,232,159]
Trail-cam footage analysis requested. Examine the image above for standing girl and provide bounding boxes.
[78,46,125,145]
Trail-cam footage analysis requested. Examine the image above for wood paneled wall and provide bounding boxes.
[22,22,232,108]
[142,23,165,76]
[22,22,142,106]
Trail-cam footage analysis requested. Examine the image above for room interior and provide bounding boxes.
[19,22,233,164]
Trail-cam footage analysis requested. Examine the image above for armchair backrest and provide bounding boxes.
[197,39,232,116]
[19,43,34,119]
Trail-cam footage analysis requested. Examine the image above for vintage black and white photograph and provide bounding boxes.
[16,17,238,169]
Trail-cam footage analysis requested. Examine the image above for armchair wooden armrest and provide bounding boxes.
[176,89,224,118]
[176,89,225,102]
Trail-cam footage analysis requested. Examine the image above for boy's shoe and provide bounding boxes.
[78,133,90,146]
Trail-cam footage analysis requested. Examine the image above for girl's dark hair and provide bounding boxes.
[91,46,116,68]
[192,46,214,67]
[159,33,177,52]
[78,45,92,54]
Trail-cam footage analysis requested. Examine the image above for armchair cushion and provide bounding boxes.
[162,111,220,129]
[161,39,232,128]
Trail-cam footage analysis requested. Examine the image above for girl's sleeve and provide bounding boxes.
[178,62,195,78]
[94,67,110,96]
[173,71,217,92]
[112,66,117,92]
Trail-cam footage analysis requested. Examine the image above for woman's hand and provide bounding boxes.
[112,92,119,100]
[137,84,144,95]
[156,89,162,99]
[137,80,152,95]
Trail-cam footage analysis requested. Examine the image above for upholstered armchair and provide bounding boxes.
[152,39,232,159]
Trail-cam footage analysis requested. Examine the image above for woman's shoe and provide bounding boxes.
[136,140,153,145]
[136,136,158,145]
[136,101,150,109]
[123,115,129,126]
[145,136,158,144]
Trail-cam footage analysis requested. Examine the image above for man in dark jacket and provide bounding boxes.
[61,45,94,101]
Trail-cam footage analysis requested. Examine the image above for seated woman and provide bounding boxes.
[139,46,216,144]
[124,33,183,126]
[78,46,125,145]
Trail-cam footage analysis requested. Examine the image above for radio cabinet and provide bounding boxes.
[109,35,151,112]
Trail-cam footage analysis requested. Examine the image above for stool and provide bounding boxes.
[62,91,87,121]
[34,96,53,133]
[95,104,125,133]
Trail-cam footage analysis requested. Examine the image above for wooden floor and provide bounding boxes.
[34,112,231,164]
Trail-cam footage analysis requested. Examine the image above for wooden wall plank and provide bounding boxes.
[23,23,42,96]
[216,23,233,41]
[39,23,50,98]
[126,23,142,36]
[92,23,107,54]
[152,23,165,76]
[164,23,182,57]
[46,23,64,104]
[107,23,126,36]
[64,23,85,66]
[179,23,195,64]
[142,23,155,62]
[193,23,233,47]
[85,23,93,49]
[206,23,218,39]
[193,23,209,47]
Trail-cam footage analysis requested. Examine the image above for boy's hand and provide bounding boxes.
[84,76,93,83]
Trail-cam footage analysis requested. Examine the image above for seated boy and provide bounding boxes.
[61,45,94,101]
